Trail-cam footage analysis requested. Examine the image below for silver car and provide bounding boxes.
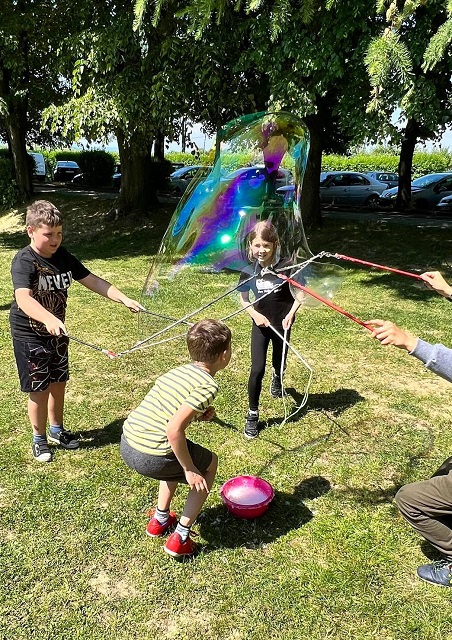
[365,171,398,189]
[380,173,452,210]
[319,171,388,207]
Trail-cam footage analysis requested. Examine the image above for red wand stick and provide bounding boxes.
[277,273,372,331]
[333,253,422,280]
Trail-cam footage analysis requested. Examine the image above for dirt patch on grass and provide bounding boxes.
[89,569,140,599]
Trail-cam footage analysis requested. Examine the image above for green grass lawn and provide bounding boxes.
[2,195,452,639]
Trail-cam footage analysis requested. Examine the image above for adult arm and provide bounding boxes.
[78,273,143,312]
[369,319,452,383]
[411,339,452,383]
[420,271,452,299]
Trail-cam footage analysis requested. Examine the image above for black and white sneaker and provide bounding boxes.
[270,372,283,398]
[244,412,259,439]
[32,440,52,462]
[48,429,80,449]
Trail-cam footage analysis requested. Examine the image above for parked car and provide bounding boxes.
[29,152,46,182]
[435,193,452,212]
[276,171,388,208]
[379,172,452,210]
[71,173,96,186]
[170,165,212,194]
[319,171,388,207]
[53,160,81,182]
[225,166,292,189]
[365,171,398,189]
[112,164,121,188]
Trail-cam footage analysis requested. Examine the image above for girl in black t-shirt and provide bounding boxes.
[238,221,300,439]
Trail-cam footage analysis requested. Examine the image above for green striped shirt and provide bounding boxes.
[122,363,218,456]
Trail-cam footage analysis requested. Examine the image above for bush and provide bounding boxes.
[0,157,18,209]
[322,150,452,177]
[166,151,212,167]
[77,150,115,187]
[149,158,175,191]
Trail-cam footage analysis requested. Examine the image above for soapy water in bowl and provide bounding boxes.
[226,485,270,505]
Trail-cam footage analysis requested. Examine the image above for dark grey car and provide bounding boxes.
[380,173,452,210]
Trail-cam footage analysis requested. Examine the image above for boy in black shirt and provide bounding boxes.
[10,200,143,462]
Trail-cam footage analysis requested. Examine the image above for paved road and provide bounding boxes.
[35,184,452,228]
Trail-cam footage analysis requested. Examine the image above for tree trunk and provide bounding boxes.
[5,107,33,203]
[153,131,165,161]
[396,118,419,210]
[114,129,159,218]
[1,59,32,203]
[181,118,187,153]
[300,113,323,229]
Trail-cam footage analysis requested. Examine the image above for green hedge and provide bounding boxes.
[322,150,452,178]
[167,149,452,179]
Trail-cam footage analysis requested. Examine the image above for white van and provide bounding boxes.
[29,152,46,182]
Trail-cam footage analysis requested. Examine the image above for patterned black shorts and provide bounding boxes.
[13,336,70,393]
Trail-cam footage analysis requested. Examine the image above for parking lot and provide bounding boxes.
[35,183,452,228]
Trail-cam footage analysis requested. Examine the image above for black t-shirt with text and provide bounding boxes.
[238,257,296,327]
[10,245,91,339]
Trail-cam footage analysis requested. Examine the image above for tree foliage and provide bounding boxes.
[0,0,78,200]
[365,0,452,208]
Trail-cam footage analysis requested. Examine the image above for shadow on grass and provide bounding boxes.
[0,194,176,262]
[259,387,363,434]
[198,475,331,551]
[419,540,444,562]
[79,418,123,448]
[331,432,441,510]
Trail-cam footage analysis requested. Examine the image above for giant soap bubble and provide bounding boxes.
[139,111,344,346]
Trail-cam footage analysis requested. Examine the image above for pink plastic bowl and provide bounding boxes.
[220,475,274,519]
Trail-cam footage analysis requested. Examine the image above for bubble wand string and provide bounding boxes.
[127,272,259,353]
[132,253,327,353]
[66,334,117,359]
[140,308,193,326]
[327,253,423,280]
[268,324,313,425]
[272,272,373,331]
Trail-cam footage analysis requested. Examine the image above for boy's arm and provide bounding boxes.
[14,288,67,335]
[78,274,144,312]
[166,404,210,492]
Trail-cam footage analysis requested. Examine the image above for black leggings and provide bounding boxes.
[248,323,291,410]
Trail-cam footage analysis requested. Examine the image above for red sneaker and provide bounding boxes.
[146,511,177,538]
[164,531,198,558]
